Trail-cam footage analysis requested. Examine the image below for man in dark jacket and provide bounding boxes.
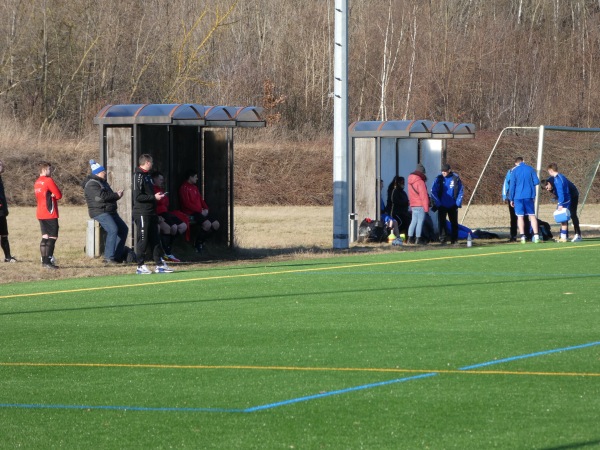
[133,154,173,274]
[82,159,128,264]
[431,163,464,244]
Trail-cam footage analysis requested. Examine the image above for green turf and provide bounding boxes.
[1,241,599,448]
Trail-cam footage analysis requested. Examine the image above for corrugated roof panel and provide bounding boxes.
[350,121,384,132]
[101,104,146,118]
[135,104,179,117]
[172,104,208,120]
[431,121,455,138]
[451,123,476,138]
[409,120,433,137]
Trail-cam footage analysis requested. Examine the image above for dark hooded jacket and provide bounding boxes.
[132,166,157,216]
[81,174,120,218]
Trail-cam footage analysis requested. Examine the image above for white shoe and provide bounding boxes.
[136,264,152,275]
[533,235,540,243]
[571,234,582,242]
[155,264,174,273]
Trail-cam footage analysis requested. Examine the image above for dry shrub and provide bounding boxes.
[234,138,332,205]
[0,111,96,206]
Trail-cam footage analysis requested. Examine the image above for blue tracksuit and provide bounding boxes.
[550,173,576,208]
[508,162,539,201]
[502,169,511,201]
[431,172,464,208]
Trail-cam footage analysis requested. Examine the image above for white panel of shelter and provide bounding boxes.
[380,139,396,201]
[420,139,444,234]
[354,138,377,226]
[397,139,418,183]
[420,139,443,190]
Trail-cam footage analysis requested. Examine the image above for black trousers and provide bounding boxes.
[134,215,163,266]
[437,206,459,243]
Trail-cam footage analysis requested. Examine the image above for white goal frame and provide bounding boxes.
[462,125,600,226]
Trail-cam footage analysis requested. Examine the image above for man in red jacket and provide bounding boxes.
[178,169,220,253]
[34,161,62,269]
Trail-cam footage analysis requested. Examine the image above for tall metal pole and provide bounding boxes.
[333,0,349,249]
[534,125,545,215]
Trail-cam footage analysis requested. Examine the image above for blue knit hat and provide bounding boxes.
[90,159,106,175]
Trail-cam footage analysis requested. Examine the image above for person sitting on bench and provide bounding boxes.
[152,171,187,262]
[178,169,220,253]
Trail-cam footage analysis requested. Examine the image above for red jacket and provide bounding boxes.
[153,185,169,215]
[178,181,208,215]
[34,176,62,219]
[407,171,429,212]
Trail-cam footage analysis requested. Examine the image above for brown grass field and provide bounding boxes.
[1,204,599,285]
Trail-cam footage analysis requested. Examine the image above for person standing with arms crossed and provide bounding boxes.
[34,161,62,269]
[133,154,173,274]
[508,157,540,244]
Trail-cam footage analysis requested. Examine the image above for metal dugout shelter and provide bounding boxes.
[348,120,475,242]
[92,103,265,253]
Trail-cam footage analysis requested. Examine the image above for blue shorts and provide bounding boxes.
[513,198,535,216]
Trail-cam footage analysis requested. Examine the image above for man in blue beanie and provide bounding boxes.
[82,159,129,263]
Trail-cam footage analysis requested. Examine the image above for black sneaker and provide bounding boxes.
[42,263,59,270]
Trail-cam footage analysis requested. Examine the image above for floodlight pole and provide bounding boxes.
[534,125,545,215]
[333,0,349,249]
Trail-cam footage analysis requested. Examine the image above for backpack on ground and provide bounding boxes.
[357,218,387,243]
[537,220,553,241]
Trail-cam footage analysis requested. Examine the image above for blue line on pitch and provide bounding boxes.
[244,372,438,412]
[1,341,598,413]
[458,341,600,371]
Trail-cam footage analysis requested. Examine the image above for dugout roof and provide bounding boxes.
[94,104,266,127]
[349,120,476,139]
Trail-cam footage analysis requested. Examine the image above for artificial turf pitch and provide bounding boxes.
[0,241,598,448]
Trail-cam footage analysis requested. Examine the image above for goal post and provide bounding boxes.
[462,125,600,234]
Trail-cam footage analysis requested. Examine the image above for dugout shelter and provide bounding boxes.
[348,120,476,242]
[90,103,266,256]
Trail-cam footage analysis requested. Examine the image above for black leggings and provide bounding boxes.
[569,196,581,235]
